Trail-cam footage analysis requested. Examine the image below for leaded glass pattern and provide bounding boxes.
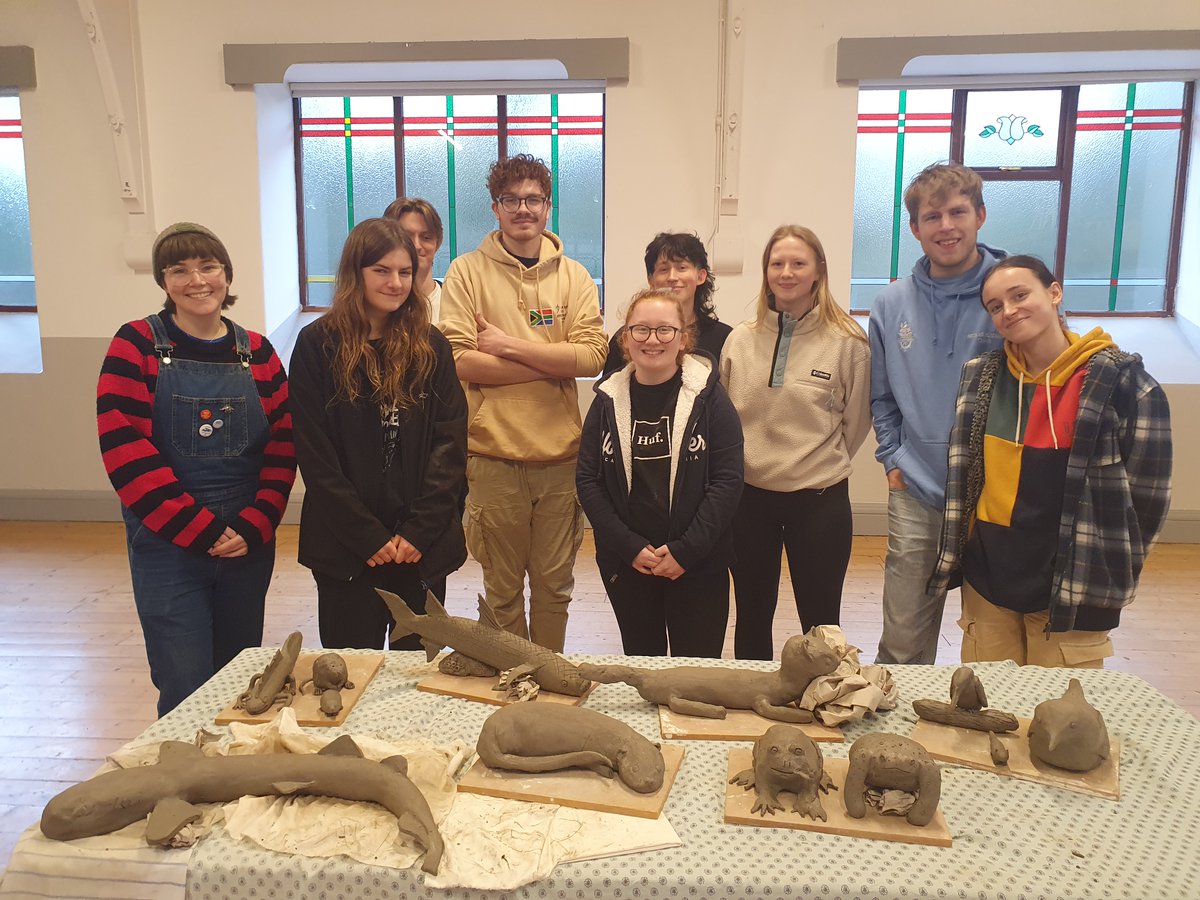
[850,82,1190,314]
[297,92,604,309]
[0,96,35,310]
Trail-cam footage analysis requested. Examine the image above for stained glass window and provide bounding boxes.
[851,82,1192,314]
[0,96,35,311]
[296,92,605,310]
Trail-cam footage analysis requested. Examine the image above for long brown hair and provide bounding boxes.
[322,218,434,410]
[754,225,866,343]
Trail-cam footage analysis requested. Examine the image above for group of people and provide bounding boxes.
[97,158,1172,718]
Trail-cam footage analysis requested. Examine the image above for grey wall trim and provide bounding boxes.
[6,492,1197,543]
[0,46,36,89]
[224,38,630,86]
[837,31,1200,85]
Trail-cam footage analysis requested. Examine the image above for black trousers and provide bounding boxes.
[314,564,446,651]
[596,554,729,657]
[730,479,851,660]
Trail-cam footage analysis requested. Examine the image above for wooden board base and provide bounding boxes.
[458,742,685,819]
[659,706,843,743]
[724,751,952,848]
[911,717,1120,800]
[416,670,594,706]
[215,652,384,727]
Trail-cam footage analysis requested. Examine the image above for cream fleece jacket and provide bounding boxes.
[720,309,871,491]
[440,230,607,462]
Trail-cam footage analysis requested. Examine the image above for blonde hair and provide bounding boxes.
[754,226,866,343]
[619,288,695,367]
[904,162,984,223]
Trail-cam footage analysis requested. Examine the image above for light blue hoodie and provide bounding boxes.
[868,244,1006,509]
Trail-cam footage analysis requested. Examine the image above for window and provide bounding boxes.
[850,81,1193,314]
[295,92,604,310]
[0,95,35,311]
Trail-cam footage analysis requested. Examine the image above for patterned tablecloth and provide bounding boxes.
[32,651,1200,898]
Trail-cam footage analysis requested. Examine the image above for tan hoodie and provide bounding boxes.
[439,230,607,462]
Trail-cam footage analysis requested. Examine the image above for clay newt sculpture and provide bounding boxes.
[40,738,444,874]
[577,629,838,722]
[1027,677,1110,773]
[377,590,591,697]
[476,703,665,793]
[235,631,302,715]
[844,732,941,827]
[730,723,835,819]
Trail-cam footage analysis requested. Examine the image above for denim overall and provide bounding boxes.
[123,314,275,716]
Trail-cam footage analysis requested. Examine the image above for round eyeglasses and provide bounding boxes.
[495,194,549,213]
[162,263,226,286]
[628,324,681,342]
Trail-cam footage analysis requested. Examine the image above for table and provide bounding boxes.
[12,652,1200,898]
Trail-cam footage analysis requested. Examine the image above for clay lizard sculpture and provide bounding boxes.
[577,629,838,722]
[40,738,444,874]
[844,733,941,827]
[1027,677,1110,772]
[377,590,591,697]
[476,703,666,793]
[730,723,835,819]
[235,631,302,715]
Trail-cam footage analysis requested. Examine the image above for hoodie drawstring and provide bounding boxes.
[1014,369,1060,451]
[1045,369,1059,450]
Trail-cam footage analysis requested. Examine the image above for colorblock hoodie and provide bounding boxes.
[868,244,1006,508]
[439,230,607,463]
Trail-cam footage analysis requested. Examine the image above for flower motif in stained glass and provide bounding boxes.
[979,114,1044,145]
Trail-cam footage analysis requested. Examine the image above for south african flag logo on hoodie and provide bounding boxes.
[529,308,554,327]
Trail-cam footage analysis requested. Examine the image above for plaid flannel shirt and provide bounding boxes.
[929,346,1172,632]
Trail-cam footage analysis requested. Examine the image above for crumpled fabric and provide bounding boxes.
[797,625,899,727]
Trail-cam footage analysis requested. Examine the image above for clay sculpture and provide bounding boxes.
[730,723,835,819]
[377,590,591,697]
[40,737,444,874]
[235,631,302,715]
[912,666,1019,733]
[319,689,343,718]
[1027,677,1110,772]
[950,666,987,710]
[577,629,838,722]
[301,652,355,694]
[988,732,1010,767]
[844,733,941,827]
[476,703,666,793]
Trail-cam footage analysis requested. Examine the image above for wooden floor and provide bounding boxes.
[0,521,1196,868]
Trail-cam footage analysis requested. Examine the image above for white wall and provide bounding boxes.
[1,0,1197,536]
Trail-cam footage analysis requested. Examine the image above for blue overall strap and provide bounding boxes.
[230,321,253,368]
[145,313,174,364]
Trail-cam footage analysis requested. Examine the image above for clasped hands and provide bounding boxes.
[209,527,248,558]
[367,535,423,568]
[633,544,685,580]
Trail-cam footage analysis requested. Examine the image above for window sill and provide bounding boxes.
[0,312,42,374]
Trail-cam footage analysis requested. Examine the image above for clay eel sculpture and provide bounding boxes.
[476,703,666,792]
[235,631,302,715]
[844,733,941,827]
[40,738,444,874]
[377,590,591,697]
[730,723,835,819]
[1027,678,1110,772]
[301,652,355,693]
[912,666,1018,733]
[578,630,838,722]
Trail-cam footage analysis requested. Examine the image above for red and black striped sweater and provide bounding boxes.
[96,314,296,555]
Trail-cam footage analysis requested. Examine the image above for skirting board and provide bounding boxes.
[2,492,1198,542]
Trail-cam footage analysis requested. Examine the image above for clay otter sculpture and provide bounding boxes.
[578,629,838,722]
[40,738,444,874]
[730,723,835,819]
[377,590,591,697]
[844,733,941,827]
[1027,678,1110,772]
[476,703,666,793]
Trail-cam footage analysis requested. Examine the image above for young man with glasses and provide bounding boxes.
[440,154,607,652]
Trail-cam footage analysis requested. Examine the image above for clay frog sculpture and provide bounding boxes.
[476,703,666,793]
[578,629,838,722]
[40,737,444,874]
[1028,678,1110,772]
[236,631,302,715]
[730,723,835,819]
[377,590,591,697]
[844,733,941,827]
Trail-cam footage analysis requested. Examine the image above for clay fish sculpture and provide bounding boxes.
[236,631,302,715]
[476,703,665,793]
[730,723,835,819]
[40,738,444,874]
[377,590,591,697]
[577,629,838,721]
[1027,677,1110,772]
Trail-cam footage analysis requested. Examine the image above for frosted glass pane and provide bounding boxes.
[300,130,348,283]
[508,134,551,162]
[453,133,499,257]
[1112,283,1167,312]
[1063,130,1122,280]
[903,89,953,114]
[452,94,497,118]
[351,136,397,222]
[964,90,1061,168]
[1078,83,1129,111]
[1119,129,1181,280]
[900,131,952,200]
[403,136,451,278]
[850,282,886,313]
[976,181,1059,267]
[0,136,33,277]
[857,90,899,115]
[556,134,603,278]
[508,94,551,117]
[304,281,335,309]
[851,133,897,280]
[403,95,445,118]
[1060,285,1110,314]
[301,96,344,119]
[1134,82,1184,109]
[556,93,603,117]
